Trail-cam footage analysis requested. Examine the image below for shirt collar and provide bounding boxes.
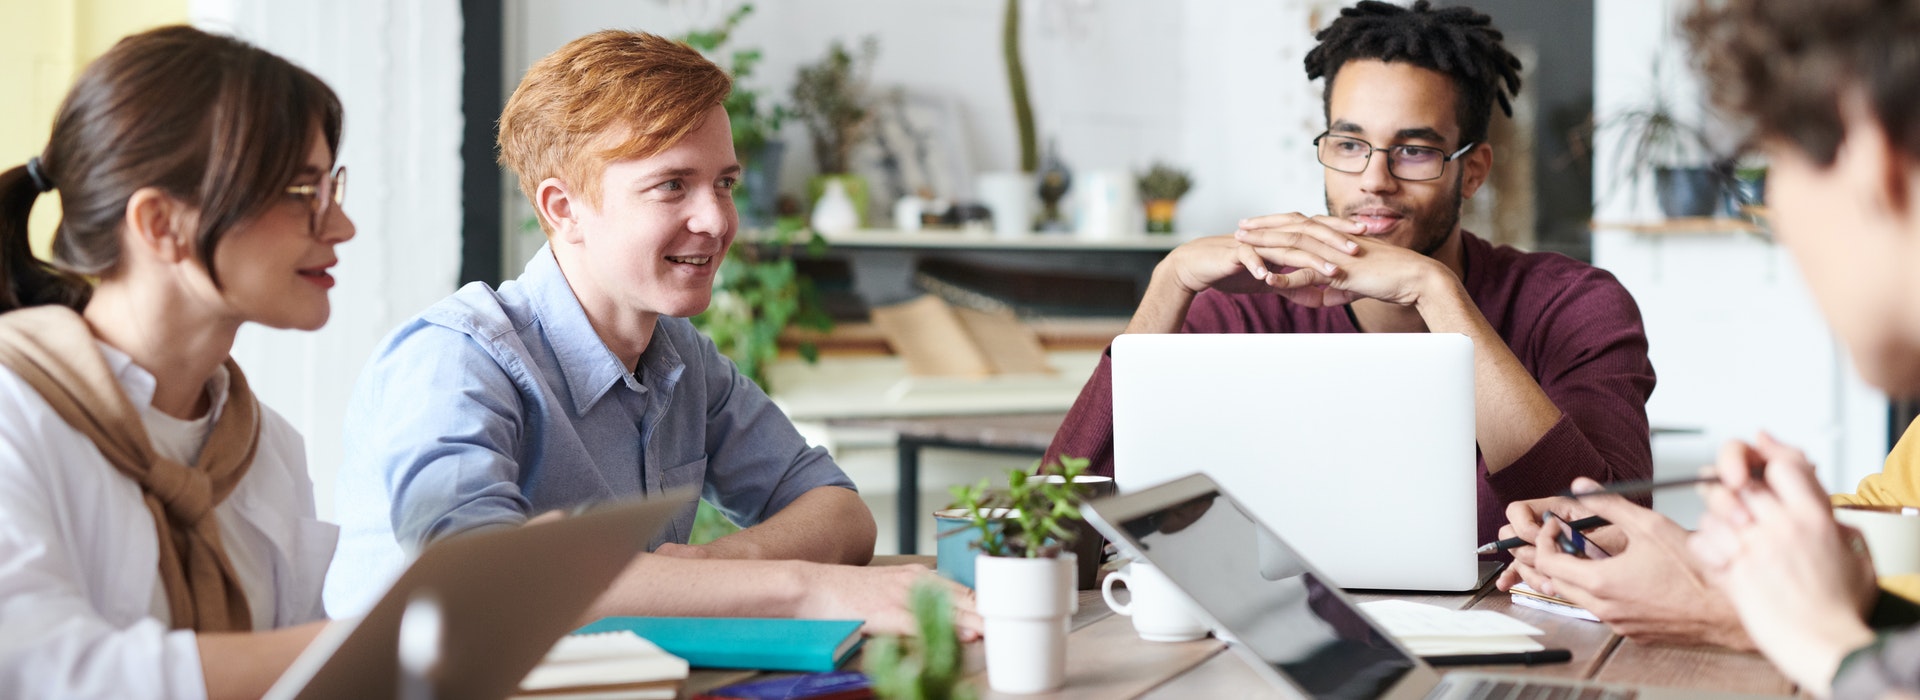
[97,341,232,420]
[519,244,685,415]
[520,245,632,414]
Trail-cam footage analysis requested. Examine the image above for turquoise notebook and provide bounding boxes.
[573,618,864,672]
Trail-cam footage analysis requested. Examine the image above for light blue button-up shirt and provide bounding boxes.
[324,245,854,615]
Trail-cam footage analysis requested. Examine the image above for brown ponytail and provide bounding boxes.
[0,25,343,315]
[0,166,91,312]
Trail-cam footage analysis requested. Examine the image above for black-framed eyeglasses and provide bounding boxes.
[284,166,347,237]
[1313,133,1475,182]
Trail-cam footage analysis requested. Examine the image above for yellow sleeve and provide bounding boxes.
[1833,419,1920,507]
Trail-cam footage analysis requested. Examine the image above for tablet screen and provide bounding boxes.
[1119,491,1416,699]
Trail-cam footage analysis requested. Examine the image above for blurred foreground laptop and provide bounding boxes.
[265,490,695,700]
[1112,333,1477,591]
[1083,474,1769,700]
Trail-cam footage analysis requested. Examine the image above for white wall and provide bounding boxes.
[190,0,467,520]
[504,0,1345,239]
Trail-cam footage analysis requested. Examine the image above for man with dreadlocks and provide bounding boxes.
[1044,1,1655,554]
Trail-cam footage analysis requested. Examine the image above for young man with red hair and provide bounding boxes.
[327,30,976,638]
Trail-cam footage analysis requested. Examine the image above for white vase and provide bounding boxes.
[1075,169,1141,240]
[974,553,1076,694]
[892,194,926,232]
[810,178,860,235]
[976,171,1036,239]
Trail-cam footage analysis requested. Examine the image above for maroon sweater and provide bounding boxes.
[1045,232,1656,549]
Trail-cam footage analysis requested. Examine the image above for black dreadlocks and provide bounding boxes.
[1304,0,1523,146]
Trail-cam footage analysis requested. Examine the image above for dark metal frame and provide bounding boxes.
[460,0,505,286]
[896,436,1047,555]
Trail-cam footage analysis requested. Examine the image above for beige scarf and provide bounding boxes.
[0,305,258,632]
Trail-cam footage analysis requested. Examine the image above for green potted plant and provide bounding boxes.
[949,457,1092,694]
[1581,61,1727,219]
[691,217,833,391]
[863,580,976,700]
[792,37,879,228]
[1135,162,1193,234]
[677,3,788,228]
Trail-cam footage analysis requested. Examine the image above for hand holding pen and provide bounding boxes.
[1476,514,1611,554]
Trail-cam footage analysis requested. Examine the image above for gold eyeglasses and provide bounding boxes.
[284,166,348,237]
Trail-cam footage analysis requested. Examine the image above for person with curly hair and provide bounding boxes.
[1674,0,1920,696]
[1045,0,1656,558]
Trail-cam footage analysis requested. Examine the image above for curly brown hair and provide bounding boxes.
[1685,0,1920,168]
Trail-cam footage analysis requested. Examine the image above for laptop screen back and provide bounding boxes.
[1111,333,1477,591]
[1111,487,1419,699]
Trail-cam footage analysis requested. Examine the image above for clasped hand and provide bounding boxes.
[1162,212,1443,307]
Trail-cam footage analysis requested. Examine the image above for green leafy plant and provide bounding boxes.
[791,37,879,175]
[677,3,787,166]
[1135,162,1193,202]
[692,218,833,389]
[864,580,975,700]
[948,456,1092,559]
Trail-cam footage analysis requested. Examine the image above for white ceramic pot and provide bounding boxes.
[974,552,1076,694]
[976,171,1036,238]
[810,178,860,235]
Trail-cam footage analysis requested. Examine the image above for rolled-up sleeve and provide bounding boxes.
[350,321,532,552]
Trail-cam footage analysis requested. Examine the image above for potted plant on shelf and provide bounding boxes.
[1135,162,1193,234]
[678,3,788,228]
[977,0,1040,238]
[948,457,1092,695]
[1581,61,1728,220]
[792,37,879,231]
[864,580,975,700]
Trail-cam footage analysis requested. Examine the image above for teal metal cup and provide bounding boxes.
[934,508,1007,589]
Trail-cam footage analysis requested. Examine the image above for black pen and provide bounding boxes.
[1423,649,1572,667]
[1473,515,1610,554]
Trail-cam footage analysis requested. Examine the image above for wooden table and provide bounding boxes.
[682,557,1797,699]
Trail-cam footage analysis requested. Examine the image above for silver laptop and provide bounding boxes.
[265,490,695,700]
[1082,474,1769,700]
[1112,333,1478,591]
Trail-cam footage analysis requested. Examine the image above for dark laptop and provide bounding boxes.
[1081,474,1771,700]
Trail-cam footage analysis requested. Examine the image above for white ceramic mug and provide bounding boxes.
[1834,504,1920,576]
[1100,562,1208,642]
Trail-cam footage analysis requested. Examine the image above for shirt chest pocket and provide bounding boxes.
[656,455,707,545]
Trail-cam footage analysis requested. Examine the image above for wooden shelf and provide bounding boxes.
[814,228,1184,251]
[780,317,1129,356]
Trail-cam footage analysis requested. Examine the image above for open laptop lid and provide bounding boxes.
[1111,333,1477,591]
[267,490,696,700]
[1083,474,1444,700]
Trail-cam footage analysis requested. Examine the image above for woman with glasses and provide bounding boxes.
[0,25,353,699]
